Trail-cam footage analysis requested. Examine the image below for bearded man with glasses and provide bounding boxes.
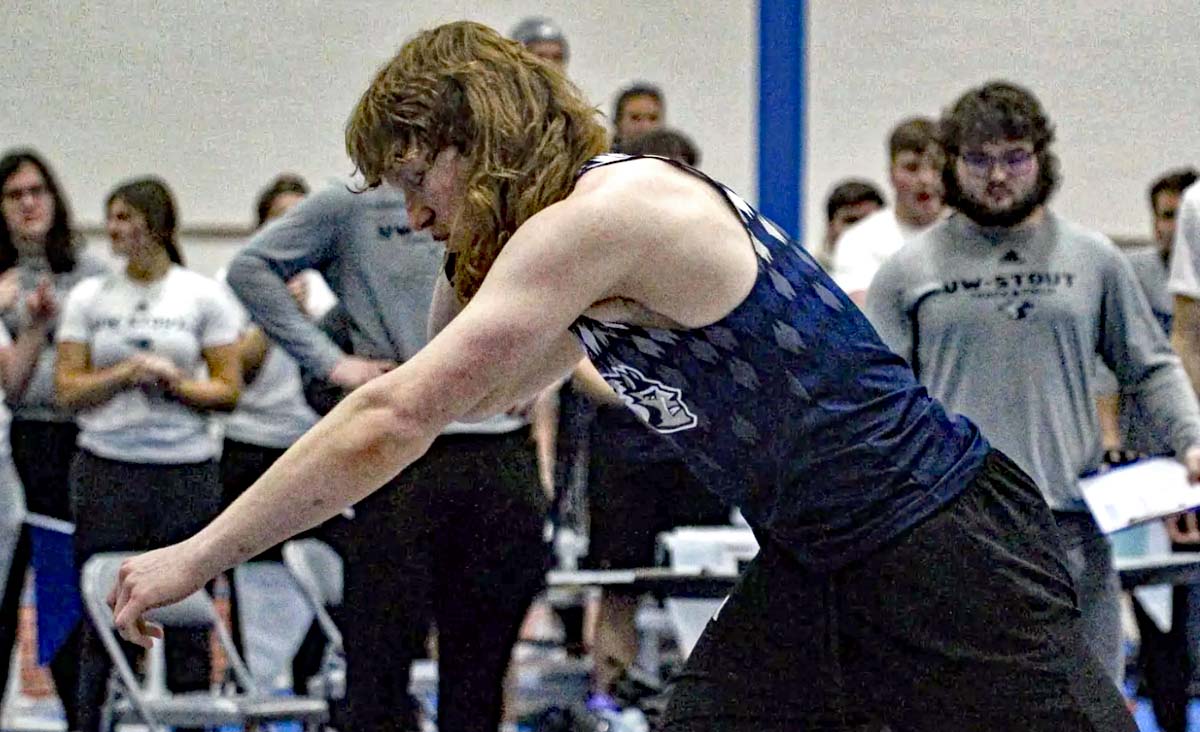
[867,80,1200,688]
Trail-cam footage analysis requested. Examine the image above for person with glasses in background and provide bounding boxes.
[867,81,1200,689]
[0,150,98,729]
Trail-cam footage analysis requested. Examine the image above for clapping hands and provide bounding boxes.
[126,352,186,391]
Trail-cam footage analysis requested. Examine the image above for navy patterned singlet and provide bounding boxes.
[569,154,991,570]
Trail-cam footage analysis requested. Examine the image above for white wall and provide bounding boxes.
[10,2,1198,266]
[3,1,755,245]
[806,1,1200,249]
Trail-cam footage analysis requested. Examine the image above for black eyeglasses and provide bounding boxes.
[958,149,1035,177]
[1,184,49,204]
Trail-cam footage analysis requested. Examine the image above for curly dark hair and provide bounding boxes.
[939,81,1059,219]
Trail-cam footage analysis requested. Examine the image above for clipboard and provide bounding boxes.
[1080,458,1200,534]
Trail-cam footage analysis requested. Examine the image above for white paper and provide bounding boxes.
[1080,458,1200,534]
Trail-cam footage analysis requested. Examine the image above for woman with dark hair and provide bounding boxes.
[0,149,83,275]
[55,177,243,732]
[0,148,108,730]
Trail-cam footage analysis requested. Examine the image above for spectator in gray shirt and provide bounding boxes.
[867,81,1200,687]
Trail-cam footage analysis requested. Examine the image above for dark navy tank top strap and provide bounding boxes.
[568,152,990,571]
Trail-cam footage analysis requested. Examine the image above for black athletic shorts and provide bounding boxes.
[662,449,1136,731]
[585,406,729,571]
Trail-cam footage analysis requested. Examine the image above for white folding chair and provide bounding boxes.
[81,552,329,732]
[281,539,346,700]
[283,538,443,723]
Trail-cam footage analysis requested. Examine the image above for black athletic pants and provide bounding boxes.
[1132,535,1200,732]
[662,450,1136,731]
[219,437,331,694]
[322,430,549,732]
[0,420,82,729]
[218,438,288,659]
[71,450,222,732]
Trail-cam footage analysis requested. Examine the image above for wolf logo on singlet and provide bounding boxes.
[600,362,698,433]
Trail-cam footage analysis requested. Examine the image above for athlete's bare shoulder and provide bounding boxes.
[543,157,758,328]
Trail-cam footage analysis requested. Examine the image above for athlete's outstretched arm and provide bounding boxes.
[108,199,631,646]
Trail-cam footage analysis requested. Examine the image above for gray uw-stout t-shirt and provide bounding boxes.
[56,266,242,464]
[867,211,1200,511]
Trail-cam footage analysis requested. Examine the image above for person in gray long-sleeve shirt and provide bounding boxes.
[867,81,1200,687]
[227,179,548,732]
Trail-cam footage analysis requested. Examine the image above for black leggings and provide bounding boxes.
[219,437,329,692]
[323,430,549,732]
[71,450,222,732]
[0,420,82,729]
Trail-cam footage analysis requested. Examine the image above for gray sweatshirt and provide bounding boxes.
[227,179,521,435]
[866,211,1200,511]
[1093,246,1174,456]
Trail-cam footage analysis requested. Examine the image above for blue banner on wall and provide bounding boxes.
[28,515,80,666]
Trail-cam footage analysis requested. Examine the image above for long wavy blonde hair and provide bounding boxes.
[346,21,610,300]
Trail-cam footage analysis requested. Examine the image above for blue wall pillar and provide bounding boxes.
[757,0,805,239]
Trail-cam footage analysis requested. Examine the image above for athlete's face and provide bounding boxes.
[2,162,55,244]
[889,147,943,227]
[387,147,470,248]
[953,138,1041,227]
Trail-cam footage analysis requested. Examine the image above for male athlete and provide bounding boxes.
[109,22,1135,731]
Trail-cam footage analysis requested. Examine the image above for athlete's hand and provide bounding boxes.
[108,542,209,648]
[327,355,396,390]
